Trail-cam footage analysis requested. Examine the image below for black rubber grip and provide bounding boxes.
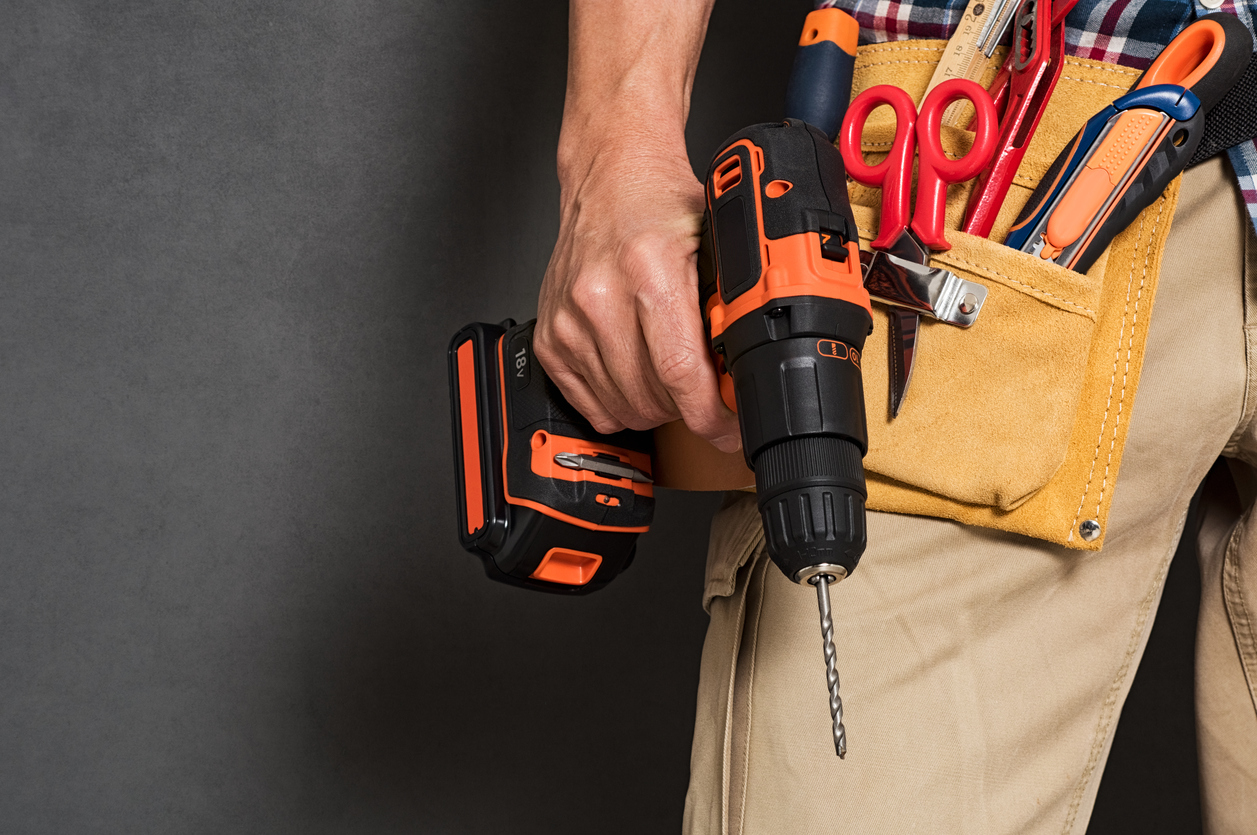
[754,435,865,499]
[1189,14,1252,112]
[1189,50,1257,167]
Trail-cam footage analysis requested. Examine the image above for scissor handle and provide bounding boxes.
[912,78,998,250]
[840,84,917,249]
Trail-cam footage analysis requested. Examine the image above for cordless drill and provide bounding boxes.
[448,6,866,754]
[697,115,870,757]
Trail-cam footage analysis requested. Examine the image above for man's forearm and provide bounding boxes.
[559,0,716,181]
[533,0,740,451]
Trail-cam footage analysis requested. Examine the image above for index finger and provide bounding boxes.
[637,278,741,454]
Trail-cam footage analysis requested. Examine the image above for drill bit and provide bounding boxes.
[813,573,847,758]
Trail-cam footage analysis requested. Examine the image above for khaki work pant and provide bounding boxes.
[682,157,1257,834]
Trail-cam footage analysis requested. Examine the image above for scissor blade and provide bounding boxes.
[890,310,919,417]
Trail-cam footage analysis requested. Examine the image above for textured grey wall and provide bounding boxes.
[0,0,1198,832]
[0,1,803,833]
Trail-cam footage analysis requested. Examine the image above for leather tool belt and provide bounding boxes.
[654,40,1186,551]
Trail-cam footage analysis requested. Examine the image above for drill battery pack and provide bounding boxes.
[447,319,655,594]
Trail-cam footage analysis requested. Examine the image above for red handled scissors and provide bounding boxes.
[840,78,998,416]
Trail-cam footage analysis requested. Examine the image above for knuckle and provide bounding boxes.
[621,234,661,274]
[623,239,681,297]
[591,416,625,434]
[540,312,582,360]
[531,330,568,378]
[655,349,703,390]
[532,322,557,359]
[638,275,683,315]
[570,275,613,318]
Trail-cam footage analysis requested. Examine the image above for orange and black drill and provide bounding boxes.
[692,8,868,757]
[700,119,869,586]
[698,112,869,758]
[448,7,866,753]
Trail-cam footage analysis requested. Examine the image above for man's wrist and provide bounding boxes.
[556,100,691,182]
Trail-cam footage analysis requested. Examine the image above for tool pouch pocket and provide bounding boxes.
[854,208,1106,511]
[847,40,1182,549]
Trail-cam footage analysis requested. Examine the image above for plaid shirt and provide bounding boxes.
[817,0,1257,234]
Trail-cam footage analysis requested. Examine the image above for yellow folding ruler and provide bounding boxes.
[923,0,1020,125]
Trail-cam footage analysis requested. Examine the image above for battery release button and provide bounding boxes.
[530,547,603,586]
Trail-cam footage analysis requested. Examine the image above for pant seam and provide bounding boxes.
[1061,508,1187,833]
[1222,514,1257,713]
[720,552,756,835]
[1228,220,1257,455]
[733,557,770,835]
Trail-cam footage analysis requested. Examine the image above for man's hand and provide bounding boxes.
[533,0,741,453]
[535,137,741,452]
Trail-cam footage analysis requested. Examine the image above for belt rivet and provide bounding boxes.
[1080,519,1101,541]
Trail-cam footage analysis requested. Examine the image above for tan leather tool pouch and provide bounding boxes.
[655,41,1183,552]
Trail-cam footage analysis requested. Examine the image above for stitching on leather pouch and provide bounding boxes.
[1067,200,1163,540]
[1059,75,1132,91]
[852,222,1098,317]
[1092,200,1164,519]
[854,59,944,70]
[857,45,945,54]
[935,253,1098,317]
[1062,58,1139,76]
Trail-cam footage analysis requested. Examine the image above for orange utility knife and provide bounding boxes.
[1005,15,1251,270]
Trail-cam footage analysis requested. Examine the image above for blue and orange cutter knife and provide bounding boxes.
[1005,15,1253,271]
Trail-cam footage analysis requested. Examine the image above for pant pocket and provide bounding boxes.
[703,491,765,611]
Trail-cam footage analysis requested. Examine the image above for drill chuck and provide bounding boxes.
[716,294,871,582]
[755,435,866,582]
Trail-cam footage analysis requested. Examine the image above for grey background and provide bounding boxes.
[0,1,1198,832]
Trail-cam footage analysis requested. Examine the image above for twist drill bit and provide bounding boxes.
[813,573,846,758]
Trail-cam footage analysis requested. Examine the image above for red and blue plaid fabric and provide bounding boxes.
[817,0,1257,233]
